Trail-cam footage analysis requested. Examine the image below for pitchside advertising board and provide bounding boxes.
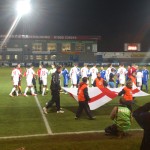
[124,43,141,51]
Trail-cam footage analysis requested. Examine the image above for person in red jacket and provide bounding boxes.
[118,81,133,111]
[93,72,108,89]
[75,77,95,120]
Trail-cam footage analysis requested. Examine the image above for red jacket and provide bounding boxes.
[78,82,90,102]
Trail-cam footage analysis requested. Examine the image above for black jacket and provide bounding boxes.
[133,102,150,150]
[50,71,61,91]
[118,89,126,96]
[83,87,90,101]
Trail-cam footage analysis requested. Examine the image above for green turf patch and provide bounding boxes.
[0,132,142,150]
[0,67,149,137]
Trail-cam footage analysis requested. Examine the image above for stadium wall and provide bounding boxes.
[0,35,101,66]
[95,52,150,66]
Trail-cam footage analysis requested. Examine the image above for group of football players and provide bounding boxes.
[9,63,149,97]
[62,63,149,92]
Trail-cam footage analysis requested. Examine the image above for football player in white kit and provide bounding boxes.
[89,64,98,86]
[69,64,79,88]
[117,64,127,86]
[136,69,143,90]
[81,63,89,78]
[81,63,90,86]
[40,65,49,96]
[105,64,112,82]
[9,66,21,97]
[48,64,56,75]
[24,65,37,97]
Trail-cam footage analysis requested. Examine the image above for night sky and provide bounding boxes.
[0,0,150,51]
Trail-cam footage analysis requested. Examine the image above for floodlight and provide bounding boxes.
[16,0,31,16]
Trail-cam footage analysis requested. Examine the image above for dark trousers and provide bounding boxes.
[76,101,93,119]
[105,124,118,135]
[124,101,133,112]
[141,83,148,93]
[46,90,60,111]
[32,78,37,92]
[124,100,139,112]
[38,77,43,92]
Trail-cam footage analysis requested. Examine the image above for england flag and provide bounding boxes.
[62,86,150,110]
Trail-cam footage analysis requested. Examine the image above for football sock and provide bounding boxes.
[24,87,29,94]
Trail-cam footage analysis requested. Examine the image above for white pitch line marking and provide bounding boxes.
[0,129,143,140]
[0,134,49,140]
[34,96,52,135]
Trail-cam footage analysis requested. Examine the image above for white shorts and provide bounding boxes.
[26,79,33,87]
[71,78,77,85]
[137,78,142,83]
[137,82,142,86]
[105,76,109,82]
[42,78,47,86]
[91,78,96,85]
[137,79,142,86]
[13,80,19,86]
[119,78,125,84]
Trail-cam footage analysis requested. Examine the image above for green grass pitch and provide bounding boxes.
[0,67,149,150]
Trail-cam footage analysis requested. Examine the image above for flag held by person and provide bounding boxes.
[62,87,150,110]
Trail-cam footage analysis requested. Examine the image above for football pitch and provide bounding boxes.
[0,67,149,150]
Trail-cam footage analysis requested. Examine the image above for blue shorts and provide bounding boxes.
[142,81,148,85]
[109,82,115,88]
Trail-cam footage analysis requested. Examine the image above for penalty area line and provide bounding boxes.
[34,96,52,135]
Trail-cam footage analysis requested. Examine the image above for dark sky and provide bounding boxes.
[0,0,150,51]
